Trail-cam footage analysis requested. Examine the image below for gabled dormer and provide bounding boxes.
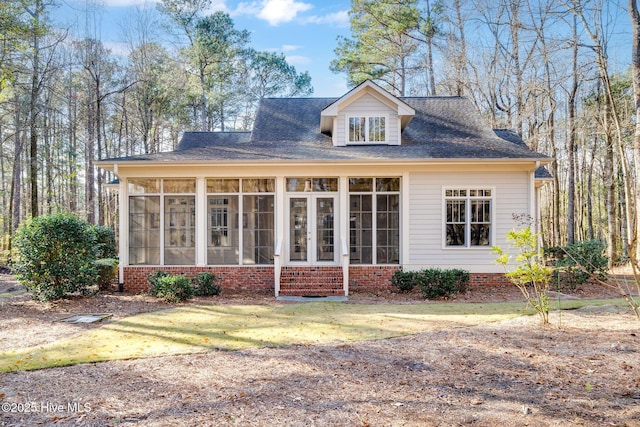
[320,80,415,147]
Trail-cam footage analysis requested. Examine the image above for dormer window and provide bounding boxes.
[348,115,386,144]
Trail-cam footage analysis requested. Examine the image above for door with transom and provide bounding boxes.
[287,195,337,264]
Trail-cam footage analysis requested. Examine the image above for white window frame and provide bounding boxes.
[346,114,388,144]
[348,177,401,265]
[442,187,495,249]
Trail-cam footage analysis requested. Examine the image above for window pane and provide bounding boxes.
[312,178,338,192]
[129,196,160,264]
[287,178,337,192]
[446,224,466,246]
[349,195,372,264]
[349,178,373,192]
[207,196,239,265]
[376,178,400,192]
[470,225,490,246]
[164,196,195,265]
[128,179,160,194]
[164,179,196,193]
[242,178,275,193]
[349,117,365,142]
[376,194,399,264]
[368,116,386,142]
[243,195,274,264]
[207,179,239,193]
[447,200,465,223]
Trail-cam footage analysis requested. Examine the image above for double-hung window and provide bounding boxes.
[445,189,492,247]
[348,115,386,143]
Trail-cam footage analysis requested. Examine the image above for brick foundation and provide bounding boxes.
[468,273,512,287]
[122,265,509,295]
[122,266,274,293]
[348,265,400,292]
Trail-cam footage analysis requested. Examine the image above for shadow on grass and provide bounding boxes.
[0,298,629,373]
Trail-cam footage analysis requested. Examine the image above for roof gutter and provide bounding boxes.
[96,157,552,170]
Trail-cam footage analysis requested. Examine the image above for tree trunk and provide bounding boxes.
[629,0,640,260]
[567,15,579,244]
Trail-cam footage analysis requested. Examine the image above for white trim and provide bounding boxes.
[345,114,389,145]
[401,172,410,266]
[441,186,495,250]
[118,176,126,282]
[196,177,207,266]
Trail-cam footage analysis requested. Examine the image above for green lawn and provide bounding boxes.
[0,298,627,373]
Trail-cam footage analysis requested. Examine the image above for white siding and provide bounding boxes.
[335,93,400,146]
[406,170,531,273]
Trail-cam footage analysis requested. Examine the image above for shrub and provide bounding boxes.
[11,214,98,301]
[551,240,609,288]
[148,271,193,302]
[392,268,469,298]
[191,272,221,296]
[391,270,418,292]
[95,258,118,291]
[418,268,470,299]
[494,227,553,325]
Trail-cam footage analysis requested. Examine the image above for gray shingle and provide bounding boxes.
[100,95,550,163]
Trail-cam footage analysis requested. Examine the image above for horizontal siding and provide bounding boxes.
[407,171,530,273]
[335,93,399,146]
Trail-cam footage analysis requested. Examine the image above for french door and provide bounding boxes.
[288,195,337,264]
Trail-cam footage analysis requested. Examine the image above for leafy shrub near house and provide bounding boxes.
[92,225,118,290]
[148,270,221,302]
[391,268,469,298]
[12,214,99,301]
[148,271,194,303]
[391,270,419,292]
[418,268,470,299]
[546,240,609,288]
[191,272,221,296]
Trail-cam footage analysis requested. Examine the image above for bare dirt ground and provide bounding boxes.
[1,272,639,426]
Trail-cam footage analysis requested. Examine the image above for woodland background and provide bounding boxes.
[2,0,640,266]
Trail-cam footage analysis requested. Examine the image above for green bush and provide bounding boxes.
[548,240,609,288]
[148,271,194,302]
[391,268,469,298]
[95,258,118,291]
[191,272,221,296]
[11,214,99,301]
[418,268,470,299]
[391,270,418,292]
[90,225,118,291]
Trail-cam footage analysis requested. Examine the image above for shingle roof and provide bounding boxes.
[100,95,550,165]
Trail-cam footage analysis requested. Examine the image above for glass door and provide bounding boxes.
[288,195,336,264]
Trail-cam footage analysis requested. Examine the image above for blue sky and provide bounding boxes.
[55,0,352,97]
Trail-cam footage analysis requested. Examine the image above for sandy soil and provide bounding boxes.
[0,274,638,426]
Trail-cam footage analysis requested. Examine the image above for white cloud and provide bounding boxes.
[285,55,311,66]
[301,10,349,27]
[258,0,312,26]
[281,44,302,52]
[99,0,159,7]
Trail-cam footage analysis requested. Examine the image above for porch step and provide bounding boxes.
[279,266,344,297]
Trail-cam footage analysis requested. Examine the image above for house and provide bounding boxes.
[97,80,552,297]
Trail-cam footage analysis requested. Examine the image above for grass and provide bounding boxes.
[0,298,629,373]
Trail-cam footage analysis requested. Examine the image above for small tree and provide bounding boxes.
[493,227,553,325]
[12,214,99,301]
